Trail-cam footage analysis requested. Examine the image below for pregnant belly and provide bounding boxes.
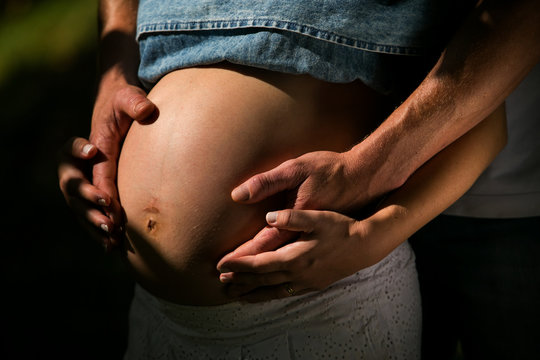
[117,65,385,305]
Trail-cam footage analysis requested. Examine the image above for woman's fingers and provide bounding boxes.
[266,209,324,232]
[221,271,290,297]
[218,211,325,275]
[220,270,289,286]
[71,137,97,159]
[218,209,358,301]
[68,196,116,251]
[216,227,297,271]
[70,197,113,232]
[220,248,294,273]
[59,136,97,160]
[63,178,110,206]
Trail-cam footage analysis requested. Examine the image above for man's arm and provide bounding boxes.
[218,105,507,302]
[350,0,540,200]
[58,0,155,250]
[231,0,540,210]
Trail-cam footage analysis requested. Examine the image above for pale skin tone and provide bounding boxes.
[57,0,536,300]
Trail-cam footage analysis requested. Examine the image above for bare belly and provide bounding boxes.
[117,64,386,305]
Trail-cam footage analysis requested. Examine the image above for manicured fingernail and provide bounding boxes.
[231,186,250,202]
[82,144,94,155]
[98,198,108,206]
[100,224,109,233]
[266,212,277,224]
[219,273,232,283]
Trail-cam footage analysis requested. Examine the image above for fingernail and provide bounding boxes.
[82,144,94,155]
[219,273,232,283]
[98,198,108,206]
[231,186,250,202]
[266,211,277,224]
[100,224,109,233]
[134,100,150,114]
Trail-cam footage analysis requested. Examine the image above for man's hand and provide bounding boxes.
[221,148,387,277]
[231,150,372,212]
[89,82,155,225]
[59,84,156,250]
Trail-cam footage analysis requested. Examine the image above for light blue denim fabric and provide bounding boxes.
[137,0,474,93]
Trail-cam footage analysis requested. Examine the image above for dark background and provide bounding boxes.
[1,1,134,358]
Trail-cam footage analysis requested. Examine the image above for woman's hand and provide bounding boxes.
[217,209,384,303]
[58,137,119,250]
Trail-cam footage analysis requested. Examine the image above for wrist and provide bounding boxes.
[98,20,140,85]
[343,129,409,205]
[353,204,409,260]
[98,37,140,86]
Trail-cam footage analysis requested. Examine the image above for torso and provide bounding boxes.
[117,64,388,305]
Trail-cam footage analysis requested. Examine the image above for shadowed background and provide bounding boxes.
[1,1,134,358]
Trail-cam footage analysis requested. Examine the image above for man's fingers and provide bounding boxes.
[115,86,156,124]
[231,160,304,203]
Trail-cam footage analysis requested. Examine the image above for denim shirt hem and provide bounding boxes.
[137,19,425,56]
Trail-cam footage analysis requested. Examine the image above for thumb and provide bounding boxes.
[115,86,156,124]
[231,160,304,203]
[266,209,321,233]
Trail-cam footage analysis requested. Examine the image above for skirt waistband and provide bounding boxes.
[132,241,416,339]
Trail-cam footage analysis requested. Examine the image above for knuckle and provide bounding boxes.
[282,159,304,179]
[252,173,271,192]
[279,209,293,226]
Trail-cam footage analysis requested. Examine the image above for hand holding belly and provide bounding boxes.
[117,64,383,305]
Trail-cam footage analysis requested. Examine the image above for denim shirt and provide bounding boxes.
[136,0,475,92]
[137,0,474,55]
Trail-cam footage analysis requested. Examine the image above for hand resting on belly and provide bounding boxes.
[117,64,386,305]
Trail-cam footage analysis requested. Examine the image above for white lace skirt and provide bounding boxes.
[124,241,421,360]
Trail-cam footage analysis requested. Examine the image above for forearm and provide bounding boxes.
[98,0,140,85]
[357,104,507,257]
[347,0,539,199]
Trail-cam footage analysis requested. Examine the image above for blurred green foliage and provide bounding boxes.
[0,0,97,85]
